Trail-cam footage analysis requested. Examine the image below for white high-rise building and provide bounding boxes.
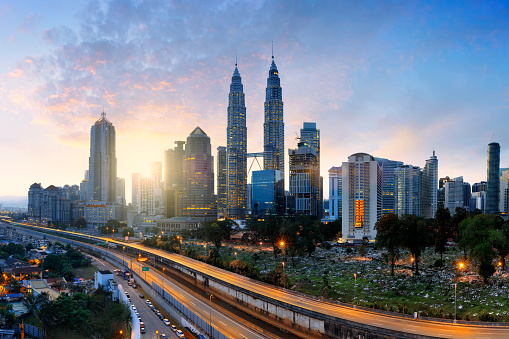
[342,153,382,242]
[499,168,509,215]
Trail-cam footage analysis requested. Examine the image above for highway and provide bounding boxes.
[8,221,509,339]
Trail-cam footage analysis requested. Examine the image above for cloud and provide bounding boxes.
[7,69,23,78]
[5,0,509,198]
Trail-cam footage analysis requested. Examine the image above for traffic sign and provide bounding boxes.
[142,266,149,272]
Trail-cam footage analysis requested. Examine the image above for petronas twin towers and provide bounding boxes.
[225,53,284,219]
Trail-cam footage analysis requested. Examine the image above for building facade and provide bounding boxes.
[486,142,500,214]
[226,63,248,219]
[421,151,438,218]
[328,166,342,221]
[342,153,382,242]
[164,141,185,218]
[375,158,404,215]
[445,176,471,214]
[251,170,284,217]
[181,127,217,221]
[299,122,322,218]
[289,142,320,216]
[263,54,285,181]
[216,146,227,217]
[499,169,509,215]
[394,165,422,217]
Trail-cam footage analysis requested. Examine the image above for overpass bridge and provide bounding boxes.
[5,221,509,339]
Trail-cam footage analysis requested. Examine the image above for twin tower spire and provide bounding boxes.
[225,48,284,219]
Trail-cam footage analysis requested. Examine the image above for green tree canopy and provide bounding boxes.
[375,213,401,276]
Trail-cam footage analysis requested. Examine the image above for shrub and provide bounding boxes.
[478,311,498,322]
[433,259,444,267]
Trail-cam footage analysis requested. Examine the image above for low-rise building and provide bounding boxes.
[94,270,119,301]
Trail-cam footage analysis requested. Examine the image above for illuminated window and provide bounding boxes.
[355,200,364,227]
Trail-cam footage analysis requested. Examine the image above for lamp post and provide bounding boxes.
[106,227,108,237]
[112,229,115,238]
[353,273,357,307]
[204,244,207,256]
[209,294,214,334]
[282,261,285,289]
[454,283,457,323]
[234,252,237,261]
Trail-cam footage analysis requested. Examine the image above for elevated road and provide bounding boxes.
[7,221,509,339]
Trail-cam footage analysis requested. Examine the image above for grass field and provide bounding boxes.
[75,265,98,280]
[183,241,509,322]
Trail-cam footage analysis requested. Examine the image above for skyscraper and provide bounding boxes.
[486,142,500,214]
[422,151,438,218]
[226,62,247,219]
[87,112,117,203]
[181,127,217,220]
[445,177,471,214]
[375,157,404,215]
[85,112,119,227]
[289,142,320,216]
[164,141,185,218]
[394,165,422,217]
[263,51,284,181]
[342,153,382,242]
[328,166,342,221]
[300,122,322,218]
[217,146,227,217]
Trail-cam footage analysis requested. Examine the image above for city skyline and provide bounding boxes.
[1,1,509,203]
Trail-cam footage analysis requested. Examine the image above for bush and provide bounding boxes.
[478,311,498,322]
[322,242,332,250]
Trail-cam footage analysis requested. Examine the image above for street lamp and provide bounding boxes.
[106,227,108,237]
[234,252,237,261]
[282,261,285,289]
[353,273,357,307]
[204,244,207,256]
[112,229,114,238]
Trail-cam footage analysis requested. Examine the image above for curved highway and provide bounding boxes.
[8,221,509,339]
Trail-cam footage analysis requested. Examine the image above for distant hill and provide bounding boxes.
[0,196,27,208]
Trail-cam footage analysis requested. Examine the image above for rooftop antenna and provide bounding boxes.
[235,50,237,67]
[490,134,495,142]
[295,132,300,140]
[272,41,274,59]
[101,106,105,119]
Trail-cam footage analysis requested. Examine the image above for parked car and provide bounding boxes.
[159,313,165,320]
[132,284,137,288]
[176,330,185,338]
[170,325,177,332]
[163,319,170,326]
[139,294,144,298]
[160,334,167,339]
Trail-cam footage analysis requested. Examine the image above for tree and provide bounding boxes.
[434,207,452,260]
[321,219,342,241]
[258,216,283,258]
[459,214,498,284]
[202,223,223,248]
[122,227,134,238]
[400,214,431,275]
[491,221,509,270]
[375,214,401,276]
[74,217,87,229]
[451,207,469,238]
[297,216,323,257]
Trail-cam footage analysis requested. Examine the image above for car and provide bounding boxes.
[139,294,144,298]
[132,305,137,311]
[135,312,140,318]
[132,284,137,288]
[151,306,156,312]
[176,330,184,338]
[128,282,132,286]
[140,322,145,328]
[160,334,167,339]
[140,327,145,334]
[163,319,170,326]
[155,311,162,317]
[159,313,165,320]
[145,299,150,304]
[170,325,177,332]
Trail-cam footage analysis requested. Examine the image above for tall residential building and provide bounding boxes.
[263,53,284,181]
[486,142,500,214]
[394,165,422,217]
[116,178,126,205]
[421,151,438,218]
[289,142,320,216]
[28,183,44,218]
[164,141,185,218]
[251,170,284,217]
[217,146,227,217]
[226,62,247,219]
[85,112,119,227]
[300,122,322,218]
[342,153,382,242]
[181,127,217,220]
[445,176,470,214]
[41,185,70,226]
[499,169,509,215]
[328,166,342,221]
[375,158,404,215]
[87,112,117,203]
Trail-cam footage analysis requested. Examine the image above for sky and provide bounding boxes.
[1,0,509,205]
